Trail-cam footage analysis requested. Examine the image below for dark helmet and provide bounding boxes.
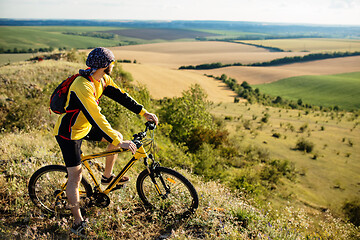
[86,47,115,69]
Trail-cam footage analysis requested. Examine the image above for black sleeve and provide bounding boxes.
[103,85,143,114]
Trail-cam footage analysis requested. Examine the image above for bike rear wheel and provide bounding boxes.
[136,167,199,216]
[28,165,92,215]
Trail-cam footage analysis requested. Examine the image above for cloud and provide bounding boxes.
[329,0,358,8]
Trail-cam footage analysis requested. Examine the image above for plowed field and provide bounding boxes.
[198,56,360,84]
[109,42,308,68]
[96,41,360,102]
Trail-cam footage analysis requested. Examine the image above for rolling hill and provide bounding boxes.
[254,72,360,110]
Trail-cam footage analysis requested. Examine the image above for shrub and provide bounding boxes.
[158,84,214,144]
[193,143,224,180]
[342,198,360,226]
[260,159,296,184]
[295,138,314,153]
[260,165,281,184]
[272,133,281,138]
[243,119,252,130]
[260,113,270,123]
[299,123,308,133]
[187,126,229,153]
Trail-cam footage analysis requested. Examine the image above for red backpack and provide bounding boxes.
[49,74,80,114]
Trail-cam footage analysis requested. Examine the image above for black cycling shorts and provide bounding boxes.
[56,127,105,167]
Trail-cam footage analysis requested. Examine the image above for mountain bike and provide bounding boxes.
[28,121,199,217]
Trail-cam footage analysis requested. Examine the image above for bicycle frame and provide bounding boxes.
[29,121,199,216]
[52,122,165,207]
[81,145,149,195]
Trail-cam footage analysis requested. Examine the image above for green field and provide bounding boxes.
[0,26,221,53]
[240,38,360,52]
[0,26,128,50]
[255,72,360,110]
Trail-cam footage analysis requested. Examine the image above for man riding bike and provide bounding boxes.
[53,47,158,237]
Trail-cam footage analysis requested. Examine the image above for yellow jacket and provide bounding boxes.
[53,74,146,146]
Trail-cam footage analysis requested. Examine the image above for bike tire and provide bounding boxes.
[28,165,92,215]
[136,167,199,215]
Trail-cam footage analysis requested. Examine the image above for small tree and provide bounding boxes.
[297,99,303,106]
[220,74,227,81]
[273,96,282,104]
[241,81,252,90]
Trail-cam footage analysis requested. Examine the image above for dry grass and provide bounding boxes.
[210,102,360,213]
[1,130,358,239]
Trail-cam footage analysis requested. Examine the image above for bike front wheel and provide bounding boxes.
[136,167,199,216]
[28,165,92,215]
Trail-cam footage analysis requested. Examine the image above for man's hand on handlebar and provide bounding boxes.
[143,112,159,125]
[118,140,137,154]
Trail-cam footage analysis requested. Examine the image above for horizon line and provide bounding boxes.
[1,18,360,28]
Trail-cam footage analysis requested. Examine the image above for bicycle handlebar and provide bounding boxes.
[145,121,156,131]
[132,121,156,144]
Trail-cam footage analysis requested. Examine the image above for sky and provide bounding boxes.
[1,0,360,26]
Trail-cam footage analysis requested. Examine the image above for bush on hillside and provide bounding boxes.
[343,198,360,227]
[158,84,214,145]
[187,126,229,153]
[295,138,314,153]
[0,80,51,131]
[193,143,224,180]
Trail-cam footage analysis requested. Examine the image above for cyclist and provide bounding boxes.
[53,47,158,237]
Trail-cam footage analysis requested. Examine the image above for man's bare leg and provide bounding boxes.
[66,165,83,225]
[103,130,122,178]
[103,143,117,178]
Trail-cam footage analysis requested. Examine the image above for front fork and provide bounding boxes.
[144,155,170,198]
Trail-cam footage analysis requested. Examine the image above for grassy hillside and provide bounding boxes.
[254,72,360,111]
[210,102,360,211]
[1,59,359,239]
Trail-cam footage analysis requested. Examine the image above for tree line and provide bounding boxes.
[179,51,360,70]
[208,73,343,111]
[196,35,327,42]
[63,31,116,40]
[0,47,61,54]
